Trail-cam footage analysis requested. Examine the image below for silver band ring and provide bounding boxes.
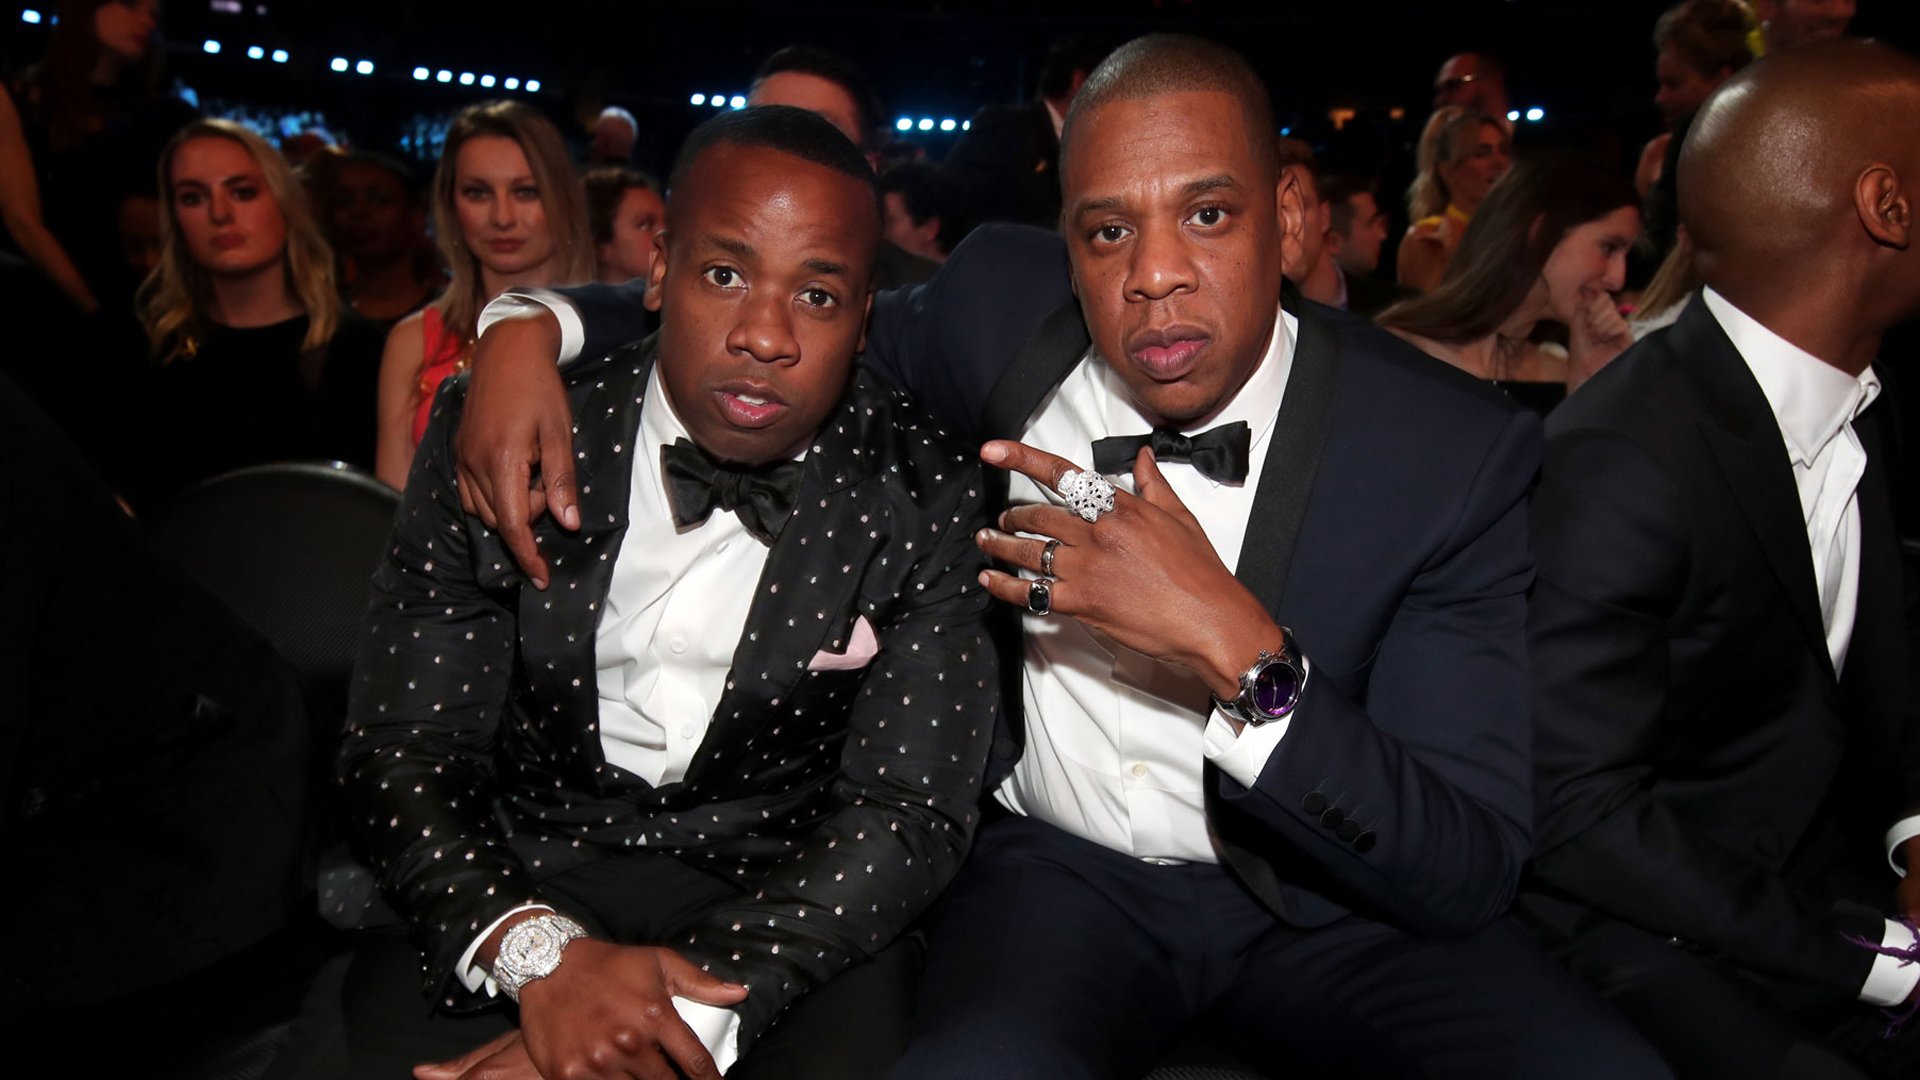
[1026,577,1054,616]
[1058,469,1116,523]
[1040,538,1061,578]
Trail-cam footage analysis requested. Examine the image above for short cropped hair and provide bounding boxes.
[1653,0,1756,79]
[1320,173,1378,235]
[752,45,885,151]
[878,161,962,254]
[666,105,879,226]
[1061,34,1277,184]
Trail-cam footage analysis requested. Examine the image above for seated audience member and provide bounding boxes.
[1635,0,1754,198]
[748,45,938,288]
[373,100,593,490]
[1754,0,1856,52]
[583,164,666,284]
[452,34,1672,1080]
[330,151,439,330]
[588,105,638,166]
[943,34,1111,232]
[335,105,995,1080]
[1379,151,1639,413]
[878,161,959,263]
[1433,51,1513,135]
[115,189,163,280]
[1521,42,1920,1079]
[1276,138,1340,307]
[135,119,382,510]
[1398,105,1510,292]
[1322,173,1416,317]
[3,371,318,1056]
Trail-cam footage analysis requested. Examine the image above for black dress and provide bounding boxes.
[134,311,383,511]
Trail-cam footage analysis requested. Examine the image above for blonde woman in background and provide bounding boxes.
[374,100,593,489]
[1396,106,1510,292]
[137,117,383,509]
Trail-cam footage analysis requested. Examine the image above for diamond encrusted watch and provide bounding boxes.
[493,913,588,1002]
[1212,629,1309,727]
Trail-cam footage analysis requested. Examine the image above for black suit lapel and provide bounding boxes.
[1675,304,1837,683]
[979,300,1090,440]
[1234,293,1340,609]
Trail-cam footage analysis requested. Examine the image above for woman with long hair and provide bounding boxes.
[1378,151,1641,413]
[1396,106,1511,292]
[0,0,169,313]
[373,100,592,489]
[135,118,383,507]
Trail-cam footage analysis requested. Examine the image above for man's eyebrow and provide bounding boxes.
[803,257,850,277]
[1069,174,1243,220]
[704,234,756,260]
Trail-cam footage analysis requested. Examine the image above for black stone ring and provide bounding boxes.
[1026,576,1054,616]
[1040,539,1061,578]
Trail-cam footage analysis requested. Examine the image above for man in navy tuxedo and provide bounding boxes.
[336,107,996,1080]
[452,36,1664,1078]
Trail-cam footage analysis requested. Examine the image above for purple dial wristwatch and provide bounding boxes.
[1212,629,1309,726]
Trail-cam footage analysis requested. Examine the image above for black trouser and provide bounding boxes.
[890,814,1670,1080]
[323,851,919,1079]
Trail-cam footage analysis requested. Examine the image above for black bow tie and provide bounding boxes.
[661,437,804,545]
[1090,421,1251,483]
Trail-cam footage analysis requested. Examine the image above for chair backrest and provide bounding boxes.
[148,461,399,719]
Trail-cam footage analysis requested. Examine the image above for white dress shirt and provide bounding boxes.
[1701,288,1912,1008]
[452,365,768,1069]
[994,307,1300,862]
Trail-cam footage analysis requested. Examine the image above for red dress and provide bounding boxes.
[411,306,470,445]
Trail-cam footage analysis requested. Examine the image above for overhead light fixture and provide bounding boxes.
[21,8,42,23]
[1506,109,1521,122]
[1525,106,1545,122]
[271,48,289,63]
[413,66,430,81]
[503,77,520,90]
[203,39,222,54]
[458,72,475,85]
[729,94,745,109]
[436,69,453,83]
[917,118,933,131]
[246,45,264,60]
[479,74,495,88]
[896,117,912,131]
[525,80,541,92]
[939,119,956,131]
[691,93,707,106]
[330,57,349,72]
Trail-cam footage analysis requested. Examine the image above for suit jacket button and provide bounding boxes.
[1320,808,1344,829]
[1303,792,1329,815]
[1352,830,1376,853]
[1336,819,1362,843]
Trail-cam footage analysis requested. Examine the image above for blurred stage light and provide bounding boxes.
[896,117,912,131]
[272,48,289,63]
[480,75,495,87]
[729,94,745,109]
[330,57,349,72]
[246,45,264,59]
[939,119,956,131]
[437,69,453,83]
[203,39,222,54]
[413,66,430,81]
[503,77,520,90]
[962,120,970,130]
[692,93,707,106]
[1525,107,1545,122]
[1506,109,1520,122]
[458,72,475,85]
[917,118,933,131]
[21,9,42,23]
[1280,126,1292,136]
[526,80,541,92]
[356,60,374,75]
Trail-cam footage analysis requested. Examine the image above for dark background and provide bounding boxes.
[7,0,1919,179]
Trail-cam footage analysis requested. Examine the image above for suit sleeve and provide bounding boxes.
[864,222,1073,435]
[674,459,998,1047]
[1525,426,1875,1001]
[336,377,541,999]
[1214,406,1540,937]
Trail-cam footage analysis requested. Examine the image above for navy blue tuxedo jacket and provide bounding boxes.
[566,224,1545,938]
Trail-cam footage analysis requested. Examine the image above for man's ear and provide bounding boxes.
[1856,164,1912,251]
[915,215,943,255]
[644,229,669,312]
[1276,167,1307,280]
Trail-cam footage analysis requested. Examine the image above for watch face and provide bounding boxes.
[501,923,566,976]
[1251,662,1301,717]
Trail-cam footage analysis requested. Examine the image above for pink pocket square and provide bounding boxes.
[808,616,879,672]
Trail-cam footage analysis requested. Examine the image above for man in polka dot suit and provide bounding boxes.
[336,107,996,1080]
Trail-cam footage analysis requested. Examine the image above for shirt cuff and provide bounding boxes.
[675,998,743,1074]
[1860,918,1920,1007]
[1884,817,1920,877]
[476,288,586,368]
[455,903,555,995]
[1202,707,1292,790]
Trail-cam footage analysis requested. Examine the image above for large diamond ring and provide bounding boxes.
[1026,577,1054,616]
[1058,469,1116,523]
[1040,538,1061,578]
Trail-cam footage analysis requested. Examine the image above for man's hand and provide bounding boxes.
[972,441,1283,701]
[514,939,746,1080]
[416,1031,538,1080]
[1568,290,1634,393]
[454,310,579,590]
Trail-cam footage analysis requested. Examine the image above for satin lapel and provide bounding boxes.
[979,300,1091,440]
[1676,305,1837,683]
[697,385,884,769]
[516,339,652,719]
[1234,293,1339,609]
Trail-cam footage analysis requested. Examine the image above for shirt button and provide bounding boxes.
[1130,762,1148,778]
[680,722,699,740]
[670,635,688,654]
